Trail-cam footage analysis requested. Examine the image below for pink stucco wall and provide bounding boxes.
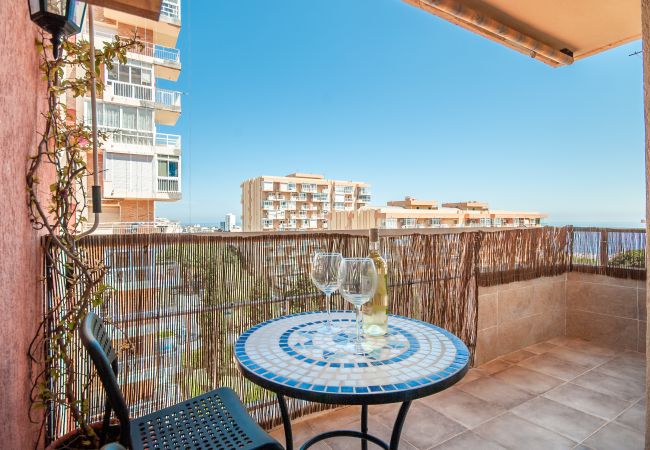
[0,2,49,449]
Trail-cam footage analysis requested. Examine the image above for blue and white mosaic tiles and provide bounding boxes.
[235,311,469,396]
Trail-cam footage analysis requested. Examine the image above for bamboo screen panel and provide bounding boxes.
[43,231,479,442]
[571,227,646,280]
[478,227,572,286]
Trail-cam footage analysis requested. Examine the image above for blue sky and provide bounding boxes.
[156,0,645,227]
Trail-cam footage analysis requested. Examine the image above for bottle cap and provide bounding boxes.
[369,228,379,242]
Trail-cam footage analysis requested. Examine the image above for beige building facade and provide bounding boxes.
[330,197,546,230]
[241,173,371,231]
[78,1,183,227]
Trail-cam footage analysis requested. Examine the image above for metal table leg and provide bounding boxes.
[277,393,293,450]
[300,401,412,450]
[361,404,368,450]
[389,401,412,450]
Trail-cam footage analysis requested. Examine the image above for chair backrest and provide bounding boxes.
[80,312,131,447]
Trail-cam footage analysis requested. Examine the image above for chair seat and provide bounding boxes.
[129,387,283,450]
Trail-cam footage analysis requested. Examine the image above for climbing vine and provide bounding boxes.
[26,33,140,449]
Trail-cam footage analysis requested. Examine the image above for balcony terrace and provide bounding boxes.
[40,226,647,448]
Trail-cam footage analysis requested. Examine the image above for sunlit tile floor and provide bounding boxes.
[269,337,646,450]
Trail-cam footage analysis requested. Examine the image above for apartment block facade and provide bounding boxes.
[241,173,371,232]
[77,0,182,226]
[330,197,546,230]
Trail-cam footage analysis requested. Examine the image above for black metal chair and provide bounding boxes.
[81,312,283,450]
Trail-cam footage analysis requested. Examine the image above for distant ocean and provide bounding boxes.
[546,221,645,229]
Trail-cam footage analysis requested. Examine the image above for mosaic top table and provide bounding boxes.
[234,311,470,450]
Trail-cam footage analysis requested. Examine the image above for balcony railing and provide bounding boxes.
[107,129,154,147]
[155,88,182,109]
[160,0,181,23]
[41,226,646,443]
[155,133,181,149]
[108,80,153,101]
[157,176,180,193]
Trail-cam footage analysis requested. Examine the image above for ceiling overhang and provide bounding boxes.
[403,0,641,67]
[83,0,162,21]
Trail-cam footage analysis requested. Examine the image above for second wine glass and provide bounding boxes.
[310,252,343,334]
[338,257,378,355]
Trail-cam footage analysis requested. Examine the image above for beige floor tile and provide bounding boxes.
[542,383,632,420]
[374,401,466,449]
[492,365,564,395]
[547,346,614,368]
[548,336,589,347]
[500,349,536,364]
[321,415,418,450]
[478,358,512,375]
[518,353,590,381]
[421,389,506,428]
[458,376,534,409]
[474,413,577,450]
[563,340,619,358]
[454,368,486,386]
[572,371,646,402]
[270,420,331,450]
[525,341,559,354]
[595,356,646,384]
[583,422,645,450]
[432,430,507,450]
[614,401,646,434]
[511,397,605,442]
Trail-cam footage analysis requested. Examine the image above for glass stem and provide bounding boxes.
[325,292,332,328]
[355,305,361,343]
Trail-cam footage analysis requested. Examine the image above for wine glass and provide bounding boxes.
[310,252,343,333]
[338,258,378,355]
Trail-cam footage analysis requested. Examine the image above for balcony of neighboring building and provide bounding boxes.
[102,152,181,202]
[102,0,181,48]
[102,80,182,126]
[82,30,181,81]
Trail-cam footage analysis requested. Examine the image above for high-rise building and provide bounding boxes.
[225,213,236,232]
[330,197,546,229]
[78,1,182,226]
[241,173,371,232]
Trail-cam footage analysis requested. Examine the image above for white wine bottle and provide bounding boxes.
[362,228,389,336]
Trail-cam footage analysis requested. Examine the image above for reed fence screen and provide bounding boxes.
[42,226,645,442]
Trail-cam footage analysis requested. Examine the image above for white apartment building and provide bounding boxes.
[78,0,182,225]
[225,213,237,232]
[241,173,371,232]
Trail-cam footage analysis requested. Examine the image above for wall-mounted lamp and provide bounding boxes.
[28,0,86,58]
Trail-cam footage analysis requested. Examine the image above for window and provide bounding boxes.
[430,218,441,226]
[158,155,179,178]
[382,218,397,229]
[85,101,154,146]
[263,181,274,191]
[85,102,152,132]
[493,218,502,227]
[108,60,153,86]
[403,218,416,228]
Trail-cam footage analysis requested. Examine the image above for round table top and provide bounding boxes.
[234,311,470,404]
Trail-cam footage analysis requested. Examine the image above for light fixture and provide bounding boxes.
[28,0,87,59]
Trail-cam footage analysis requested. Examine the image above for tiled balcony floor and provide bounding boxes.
[269,337,646,450]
